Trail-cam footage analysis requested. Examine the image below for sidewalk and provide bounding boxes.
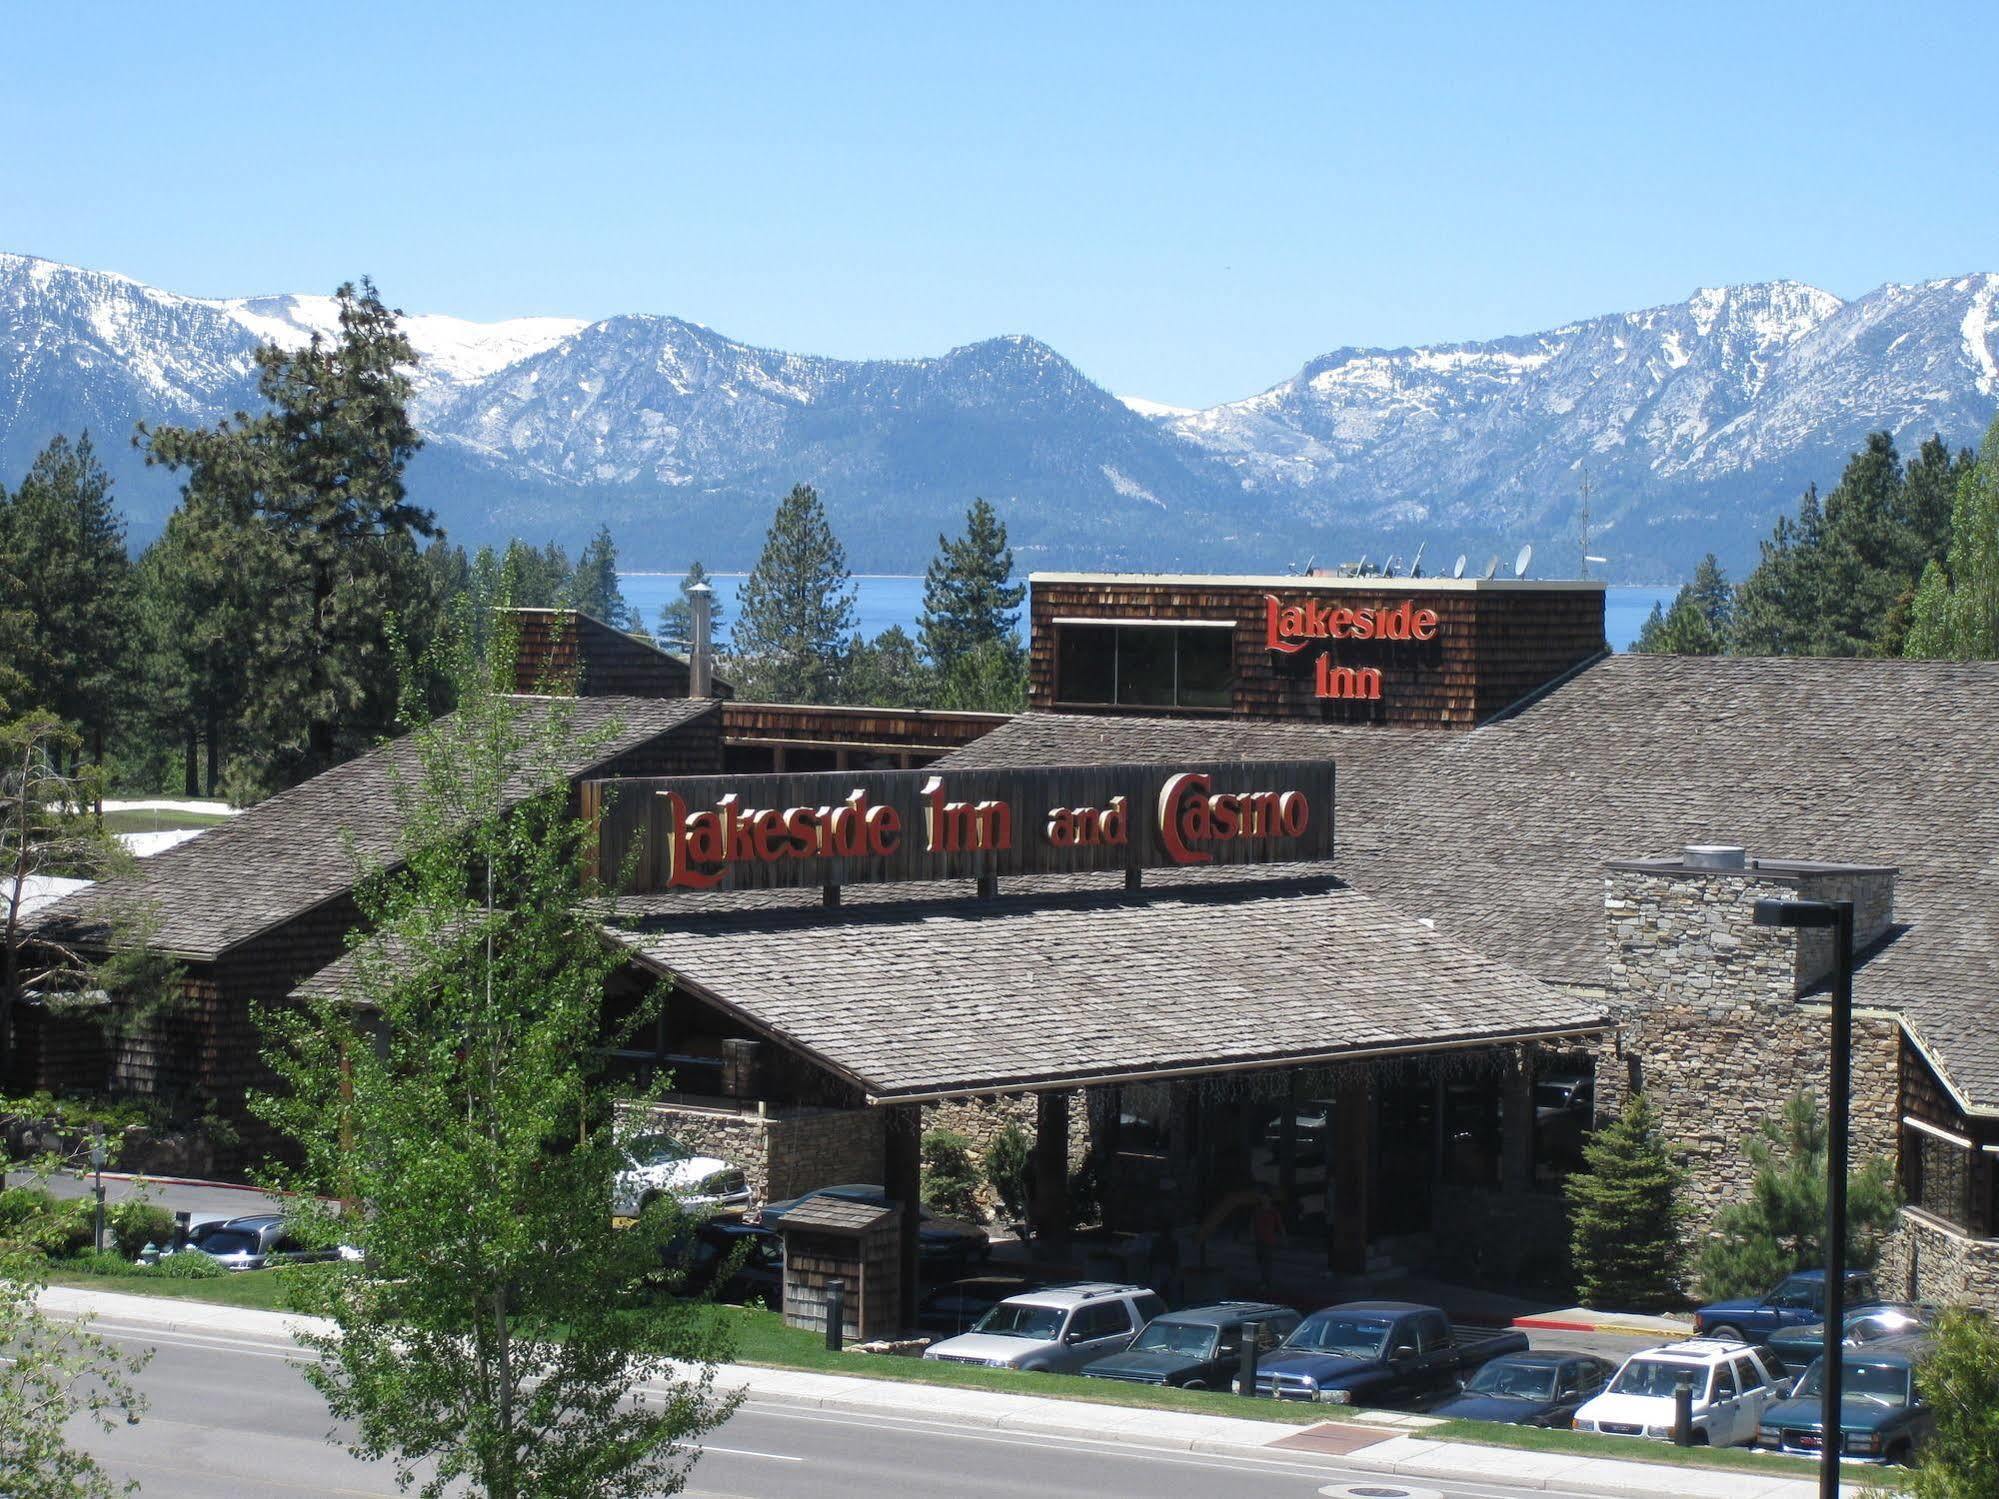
[41,1284,1846,1497]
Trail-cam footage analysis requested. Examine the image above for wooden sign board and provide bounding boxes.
[582,760,1336,893]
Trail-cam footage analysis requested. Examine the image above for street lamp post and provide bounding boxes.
[1753,896,1854,1499]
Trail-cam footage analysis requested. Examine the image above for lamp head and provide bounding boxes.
[1752,897,1839,929]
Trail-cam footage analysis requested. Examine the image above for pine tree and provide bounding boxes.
[919,498,1025,674]
[731,484,857,703]
[1731,486,1826,655]
[139,279,435,783]
[1684,553,1733,637]
[1,433,135,770]
[1694,1093,1901,1301]
[838,626,933,708]
[1565,1093,1686,1311]
[935,637,1029,711]
[1634,555,1731,656]
[565,523,632,628]
[1812,432,1907,656]
[1905,414,1999,660]
[655,561,725,648]
[498,539,571,610]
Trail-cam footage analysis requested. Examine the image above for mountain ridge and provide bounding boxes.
[1,251,1993,579]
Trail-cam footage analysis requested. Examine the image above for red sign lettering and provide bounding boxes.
[1156,772,1310,865]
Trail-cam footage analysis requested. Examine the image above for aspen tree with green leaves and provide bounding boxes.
[254,607,733,1499]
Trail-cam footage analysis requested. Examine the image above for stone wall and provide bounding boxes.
[624,1100,883,1209]
[1876,1209,1999,1311]
[1597,864,1902,1243]
[925,1094,1090,1219]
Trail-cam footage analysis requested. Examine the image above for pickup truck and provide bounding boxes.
[1692,1268,1878,1344]
[1245,1300,1529,1406]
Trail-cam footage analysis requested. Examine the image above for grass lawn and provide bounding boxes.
[1428,1418,1898,1486]
[48,1265,295,1312]
[100,808,234,834]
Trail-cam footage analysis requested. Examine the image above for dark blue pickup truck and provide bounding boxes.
[1692,1268,1878,1344]
[1246,1300,1529,1406]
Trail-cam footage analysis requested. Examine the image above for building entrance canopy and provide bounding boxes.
[603,873,1605,1104]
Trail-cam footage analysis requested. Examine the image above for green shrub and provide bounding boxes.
[66,1249,139,1276]
[1905,1308,1999,1498]
[983,1124,1033,1223]
[0,1185,93,1257]
[153,1250,225,1279]
[920,1129,983,1219]
[107,1201,178,1259]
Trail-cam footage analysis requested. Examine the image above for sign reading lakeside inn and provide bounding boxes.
[1264,593,1440,703]
[584,760,1337,893]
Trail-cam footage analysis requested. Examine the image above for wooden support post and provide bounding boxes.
[1500,1051,1536,1192]
[881,1103,922,1330]
[1330,1077,1373,1274]
[1034,1090,1072,1254]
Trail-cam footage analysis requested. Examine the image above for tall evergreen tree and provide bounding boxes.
[731,484,857,703]
[839,626,933,708]
[139,279,435,784]
[1811,431,1907,656]
[1905,415,1999,660]
[1565,1093,1686,1311]
[498,539,571,610]
[656,561,725,648]
[1634,553,1731,656]
[564,523,633,628]
[0,433,134,769]
[1731,485,1826,655]
[919,498,1025,673]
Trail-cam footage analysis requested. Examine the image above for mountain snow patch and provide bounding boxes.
[1101,464,1165,507]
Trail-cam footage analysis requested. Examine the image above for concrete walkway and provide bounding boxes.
[40,1285,1850,1496]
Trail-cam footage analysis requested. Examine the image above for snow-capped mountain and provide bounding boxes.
[1,251,1993,577]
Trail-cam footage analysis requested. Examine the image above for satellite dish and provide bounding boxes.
[1481,555,1500,580]
[1382,554,1401,578]
[1408,541,1427,578]
[1514,543,1534,579]
[1451,554,1467,579]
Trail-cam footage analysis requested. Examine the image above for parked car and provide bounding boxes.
[755,1183,990,1266]
[1574,1339,1788,1447]
[656,1220,782,1305]
[923,1283,1167,1373]
[1765,1301,1937,1375]
[1427,1350,1617,1428]
[1755,1338,1935,1465]
[917,1274,1052,1338]
[1245,1301,1530,1405]
[1691,1268,1878,1343]
[612,1134,750,1219]
[179,1214,359,1272]
[1081,1301,1299,1390]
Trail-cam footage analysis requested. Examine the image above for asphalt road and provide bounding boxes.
[68,1317,1640,1499]
[7,1167,293,1226]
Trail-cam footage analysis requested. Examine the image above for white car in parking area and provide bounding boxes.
[1573,1339,1788,1447]
[611,1134,750,1219]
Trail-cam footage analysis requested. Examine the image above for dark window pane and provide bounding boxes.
[1116,627,1177,707]
[1056,625,1116,704]
[1175,629,1233,708]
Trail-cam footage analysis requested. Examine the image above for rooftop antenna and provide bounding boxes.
[1577,468,1595,579]
[1382,554,1401,578]
[1296,553,1317,577]
[1451,554,1467,579]
[1481,555,1500,581]
[1408,540,1427,578]
[1514,543,1534,579]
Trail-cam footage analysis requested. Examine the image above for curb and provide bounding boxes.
[1512,1314,1692,1338]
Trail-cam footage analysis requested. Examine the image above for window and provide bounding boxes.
[1732,1356,1762,1393]
[1413,1313,1450,1353]
[1710,1364,1737,1402]
[1053,623,1235,710]
[1133,1293,1168,1325]
[1075,1301,1132,1340]
[1914,1129,1974,1228]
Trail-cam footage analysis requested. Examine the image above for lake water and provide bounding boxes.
[620,573,1680,655]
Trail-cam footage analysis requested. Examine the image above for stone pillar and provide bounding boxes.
[1329,1077,1373,1274]
[881,1102,922,1330]
[1034,1090,1072,1253]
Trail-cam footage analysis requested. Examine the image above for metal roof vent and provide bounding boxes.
[1683,844,1747,871]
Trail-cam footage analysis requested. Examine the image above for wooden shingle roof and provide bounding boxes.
[942,655,1999,1111]
[35,696,719,962]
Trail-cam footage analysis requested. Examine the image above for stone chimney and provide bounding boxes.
[1597,845,1901,1235]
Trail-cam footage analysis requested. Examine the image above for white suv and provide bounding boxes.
[1575,1339,1788,1448]
[923,1283,1168,1373]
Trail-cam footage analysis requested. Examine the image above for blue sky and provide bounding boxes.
[8,1,1995,408]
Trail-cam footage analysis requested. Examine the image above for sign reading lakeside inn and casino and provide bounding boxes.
[584,760,1336,893]
[1264,593,1440,703]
